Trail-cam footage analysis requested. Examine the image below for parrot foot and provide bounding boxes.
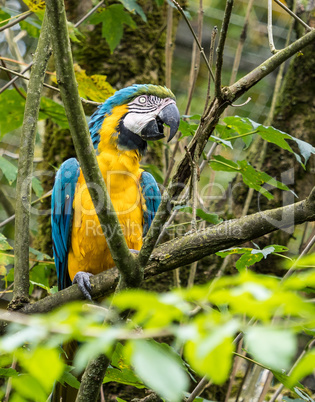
[73,272,94,301]
[129,249,139,255]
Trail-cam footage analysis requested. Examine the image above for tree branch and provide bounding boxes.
[215,0,234,98]
[45,0,141,288]
[0,11,32,33]
[20,187,315,315]
[11,13,51,305]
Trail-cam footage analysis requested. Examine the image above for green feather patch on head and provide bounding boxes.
[131,84,176,101]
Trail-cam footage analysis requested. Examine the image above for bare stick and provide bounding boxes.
[0,11,32,33]
[229,0,254,86]
[273,0,312,32]
[171,0,215,81]
[215,0,234,98]
[74,0,105,28]
[0,63,33,95]
[157,143,217,244]
[268,0,277,54]
[12,13,51,304]
[0,60,26,99]
[203,26,218,113]
[0,65,101,105]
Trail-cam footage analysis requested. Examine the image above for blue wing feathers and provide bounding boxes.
[140,171,161,237]
[51,158,80,290]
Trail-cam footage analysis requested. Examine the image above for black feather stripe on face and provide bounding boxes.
[117,119,148,155]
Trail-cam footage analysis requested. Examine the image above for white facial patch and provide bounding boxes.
[123,112,156,134]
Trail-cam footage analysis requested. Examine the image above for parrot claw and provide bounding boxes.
[129,249,139,255]
[73,271,94,301]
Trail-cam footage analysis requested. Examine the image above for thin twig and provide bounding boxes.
[215,0,234,99]
[0,63,33,95]
[74,0,105,27]
[12,12,51,303]
[229,0,254,86]
[0,190,52,229]
[0,60,26,99]
[283,232,315,279]
[231,97,251,107]
[273,0,312,32]
[0,65,101,105]
[0,11,32,33]
[157,143,217,244]
[269,338,315,402]
[0,149,42,163]
[203,26,218,113]
[268,0,277,54]
[171,0,215,81]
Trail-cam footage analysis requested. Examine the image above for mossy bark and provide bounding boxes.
[35,1,182,254]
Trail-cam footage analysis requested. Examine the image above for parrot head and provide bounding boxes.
[89,84,180,155]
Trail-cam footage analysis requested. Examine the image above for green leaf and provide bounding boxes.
[235,252,264,271]
[179,119,198,139]
[210,155,293,200]
[12,375,47,402]
[218,117,315,167]
[185,318,238,384]
[0,90,25,137]
[211,135,233,149]
[119,0,147,22]
[287,350,315,388]
[103,343,145,388]
[58,366,80,389]
[0,156,18,184]
[89,5,136,53]
[19,15,41,38]
[0,8,11,23]
[130,339,189,402]
[17,347,64,392]
[0,367,19,377]
[39,97,69,129]
[0,234,13,251]
[32,177,44,197]
[74,64,115,102]
[141,164,164,184]
[293,388,315,402]
[173,206,222,224]
[117,398,128,402]
[245,326,297,371]
[217,245,289,271]
[74,330,117,371]
[67,21,85,43]
[29,247,53,261]
[256,125,315,167]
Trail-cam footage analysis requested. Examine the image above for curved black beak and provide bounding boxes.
[141,103,180,142]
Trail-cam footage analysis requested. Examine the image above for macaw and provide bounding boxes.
[51,84,180,299]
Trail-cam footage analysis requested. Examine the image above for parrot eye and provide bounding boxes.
[139,96,147,104]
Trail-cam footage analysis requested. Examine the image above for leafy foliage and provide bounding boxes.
[216,244,289,271]
[209,155,294,200]
[0,264,314,400]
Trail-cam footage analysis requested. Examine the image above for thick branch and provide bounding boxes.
[12,13,51,303]
[45,0,140,286]
[20,187,315,315]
